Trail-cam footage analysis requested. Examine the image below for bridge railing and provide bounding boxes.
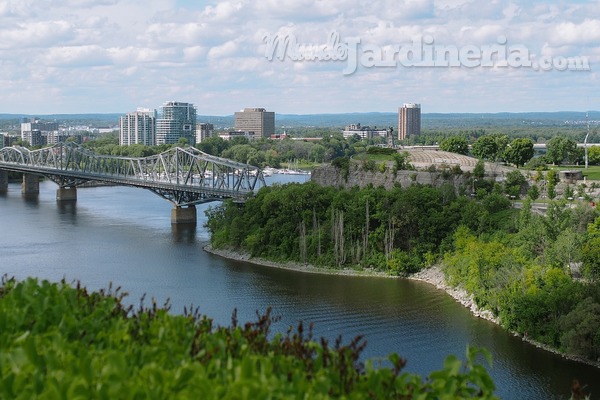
[0,142,266,200]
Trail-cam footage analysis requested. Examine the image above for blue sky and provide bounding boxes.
[0,0,599,115]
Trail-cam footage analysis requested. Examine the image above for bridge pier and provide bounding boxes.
[56,186,77,201]
[171,205,197,224]
[0,170,7,193]
[21,174,39,196]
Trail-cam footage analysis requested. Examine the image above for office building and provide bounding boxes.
[20,119,59,147]
[342,123,388,140]
[219,131,258,141]
[234,108,275,138]
[156,101,197,145]
[398,103,421,140]
[120,108,157,146]
[196,122,214,143]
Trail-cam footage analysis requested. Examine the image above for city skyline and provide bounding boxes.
[1,1,599,115]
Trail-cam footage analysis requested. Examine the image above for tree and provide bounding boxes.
[504,138,534,168]
[196,137,230,156]
[580,236,600,281]
[527,185,540,201]
[440,136,469,155]
[546,136,578,165]
[587,145,600,165]
[472,136,498,160]
[473,159,486,179]
[503,170,526,198]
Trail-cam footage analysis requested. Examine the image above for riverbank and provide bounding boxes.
[203,243,392,278]
[203,244,497,323]
[203,243,600,370]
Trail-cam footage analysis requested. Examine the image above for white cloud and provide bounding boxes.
[0,21,74,49]
[0,0,598,114]
[43,45,112,67]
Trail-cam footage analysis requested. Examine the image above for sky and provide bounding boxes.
[1,0,599,115]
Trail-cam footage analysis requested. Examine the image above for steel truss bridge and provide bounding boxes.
[0,142,266,206]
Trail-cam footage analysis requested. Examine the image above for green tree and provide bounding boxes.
[473,159,486,179]
[472,135,497,160]
[440,136,469,155]
[580,236,600,281]
[504,170,526,198]
[588,145,600,165]
[504,138,534,168]
[196,137,231,156]
[527,184,540,201]
[559,297,600,360]
[545,136,578,165]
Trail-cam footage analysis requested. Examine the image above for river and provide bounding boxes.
[0,177,598,399]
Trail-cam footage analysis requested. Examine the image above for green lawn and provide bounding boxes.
[549,165,600,181]
[353,153,396,162]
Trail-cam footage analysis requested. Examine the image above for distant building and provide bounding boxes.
[234,108,275,138]
[120,108,157,146]
[20,119,59,147]
[156,101,197,145]
[196,122,214,143]
[398,103,421,140]
[342,123,388,140]
[218,131,257,141]
[270,133,288,140]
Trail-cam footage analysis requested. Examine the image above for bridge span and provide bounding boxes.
[0,142,266,224]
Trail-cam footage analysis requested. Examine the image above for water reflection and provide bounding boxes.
[57,200,77,216]
[171,223,197,243]
[22,193,39,206]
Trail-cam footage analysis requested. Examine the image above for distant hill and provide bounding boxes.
[2,111,599,130]
[201,111,600,129]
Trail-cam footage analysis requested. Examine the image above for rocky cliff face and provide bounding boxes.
[311,162,470,190]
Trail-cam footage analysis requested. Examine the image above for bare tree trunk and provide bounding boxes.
[299,220,307,265]
[363,201,370,264]
[313,208,321,258]
[384,218,395,259]
[332,209,345,267]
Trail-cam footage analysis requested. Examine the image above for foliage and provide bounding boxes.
[504,138,534,168]
[331,157,350,180]
[546,136,579,165]
[504,170,527,198]
[473,160,486,179]
[588,146,600,165]
[471,135,508,162]
[527,185,540,201]
[443,202,600,362]
[392,152,413,171]
[439,136,469,155]
[206,182,516,274]
[580,236,600,282]
[0,278,498,399]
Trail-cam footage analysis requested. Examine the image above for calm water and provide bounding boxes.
[0,178,598,399]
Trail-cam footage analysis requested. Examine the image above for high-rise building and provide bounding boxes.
[398,103,421,141]
[20,119,59,147]
[120,108,157,146]
[196,123,214,143]
[156,101,197,145]
[234,108,275,138]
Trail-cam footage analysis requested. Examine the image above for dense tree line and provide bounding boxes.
[79,133,386,168]
[206,182,600,363]
[444,200,600,361]
[206,181,516,273]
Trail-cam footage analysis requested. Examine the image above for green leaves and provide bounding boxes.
[0,279,498,399]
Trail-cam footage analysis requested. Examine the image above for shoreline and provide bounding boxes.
[203,243,600,370]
